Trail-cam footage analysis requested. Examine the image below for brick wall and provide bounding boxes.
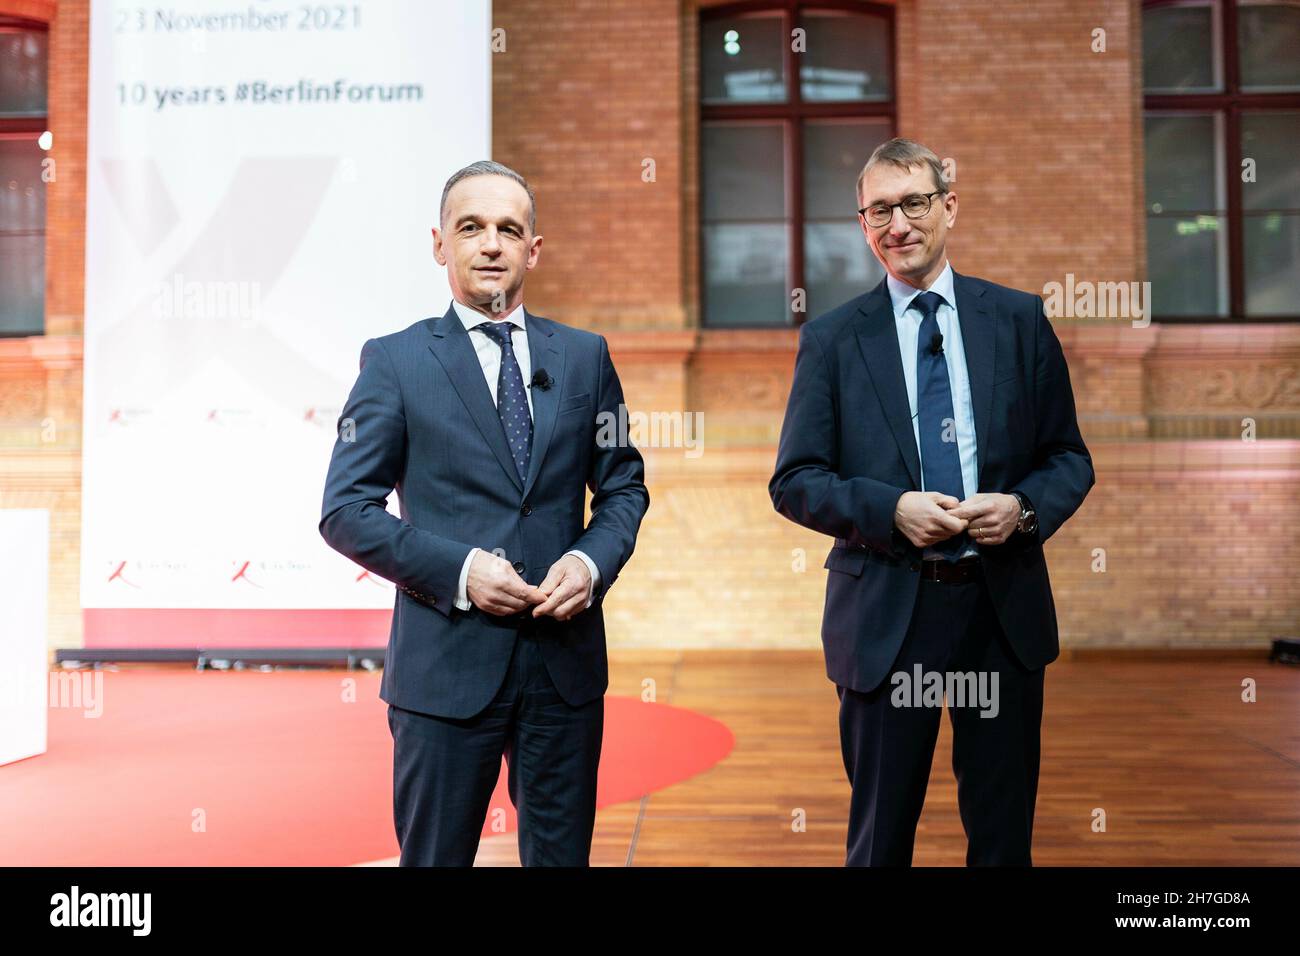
[2,0,1296,652]
[894,0,1148,293]
[607,441,1300,650]
[490,0,686,333]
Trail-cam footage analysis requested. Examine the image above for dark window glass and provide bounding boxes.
[701,13,786,105]
[1145,114,1228,316]
[800,10,891,102]
[1142,1,1221,92]
[1142,0,1299,320]
[699,4,895,327]
[802,119,890,316]
[0,138,45,335]
[1238,0,1300,91]
[702,124,788,327]
[1241,111,1300,315]
[0,21,48,336]
[1145,113,1222,212]
[0,27,47,116]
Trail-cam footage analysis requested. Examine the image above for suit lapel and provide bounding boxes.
[425,303,524,494]
[952,272,995,488]
[522,310,565,499]
[854,280,922,489]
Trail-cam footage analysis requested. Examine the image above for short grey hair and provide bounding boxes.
[439,160,536,234]
[856,138,948,206]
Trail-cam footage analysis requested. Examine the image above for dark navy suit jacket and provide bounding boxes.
[320,304,649,719]
[769,272,1094,693]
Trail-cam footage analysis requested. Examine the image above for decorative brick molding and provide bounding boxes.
[0,335,81,447]
[1146,324,1300,437]
[0,0,54,22]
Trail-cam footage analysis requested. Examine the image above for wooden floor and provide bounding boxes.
[468,650,1300,866]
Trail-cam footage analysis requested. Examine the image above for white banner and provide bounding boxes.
[82,0,491,612]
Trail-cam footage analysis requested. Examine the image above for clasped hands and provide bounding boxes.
[465,551,591,621]
[893,491,1021,549]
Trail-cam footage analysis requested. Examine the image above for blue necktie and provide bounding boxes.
[912,291,967,562]
[474,321,533,482]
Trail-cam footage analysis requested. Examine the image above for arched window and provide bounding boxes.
[1142,0,1300,320]
[0,15,47,337]
[699,1,895,326]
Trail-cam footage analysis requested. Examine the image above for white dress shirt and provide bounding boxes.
[885,262,980,560]
[448,299,600,611]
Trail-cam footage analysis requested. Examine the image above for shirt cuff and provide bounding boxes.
[455,547,480,611]
[563,549,600,609]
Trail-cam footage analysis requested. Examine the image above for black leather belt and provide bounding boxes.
[919,556,982,583]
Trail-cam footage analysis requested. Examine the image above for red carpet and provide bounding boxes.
[0,670,733,865]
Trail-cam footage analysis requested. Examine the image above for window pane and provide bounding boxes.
[803,119,891,218]
[803,120,890,315]
[800,11,891,102]
[0,139,45,335]
[702,123,785,220]
[1241,111,1300,315]
[0,27,48,116]
[1244,213,1300,315]
[701,13,786,105]
[1147,215,1228,316]
[1238,0,1300,91]
[703,224,789,326]
[1144,113,1223,212]
[803,223,884,318]
[1240,111,1300,211]
[702,123,787,326]
[1142,1,1221,92]
[1145,112,1226,316]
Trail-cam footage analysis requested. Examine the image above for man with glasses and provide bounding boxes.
[770,138,1094,866]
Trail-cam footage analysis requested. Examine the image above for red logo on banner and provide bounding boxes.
[231,561,264,589]
[107,560,141,588]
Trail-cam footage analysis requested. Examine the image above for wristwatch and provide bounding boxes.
[1011,492,1038,536]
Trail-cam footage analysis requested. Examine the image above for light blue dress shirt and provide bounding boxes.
[885,261,979,559]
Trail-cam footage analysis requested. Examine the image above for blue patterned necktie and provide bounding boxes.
[474,321,533,482]
[912,291,967,562]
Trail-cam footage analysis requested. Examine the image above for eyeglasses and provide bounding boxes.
[858,191,943,228]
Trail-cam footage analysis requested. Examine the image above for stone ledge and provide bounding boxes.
[0,334,82,369]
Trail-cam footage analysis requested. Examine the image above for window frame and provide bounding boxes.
[0,14,50,339]
[1143,0,1300,322]
[699,0,897,328]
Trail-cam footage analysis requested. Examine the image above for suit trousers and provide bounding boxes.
[387,626,604,866]
[836,570,1044,866]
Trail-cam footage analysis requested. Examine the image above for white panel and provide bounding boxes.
[0,510,49,765]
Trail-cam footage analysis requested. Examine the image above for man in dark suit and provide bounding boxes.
[320,160,648,866]
[770,138,1094,866]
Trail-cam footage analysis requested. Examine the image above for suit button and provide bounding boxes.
[520,503,532,516]
[909,562,920,572]
[512,561,526,574]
